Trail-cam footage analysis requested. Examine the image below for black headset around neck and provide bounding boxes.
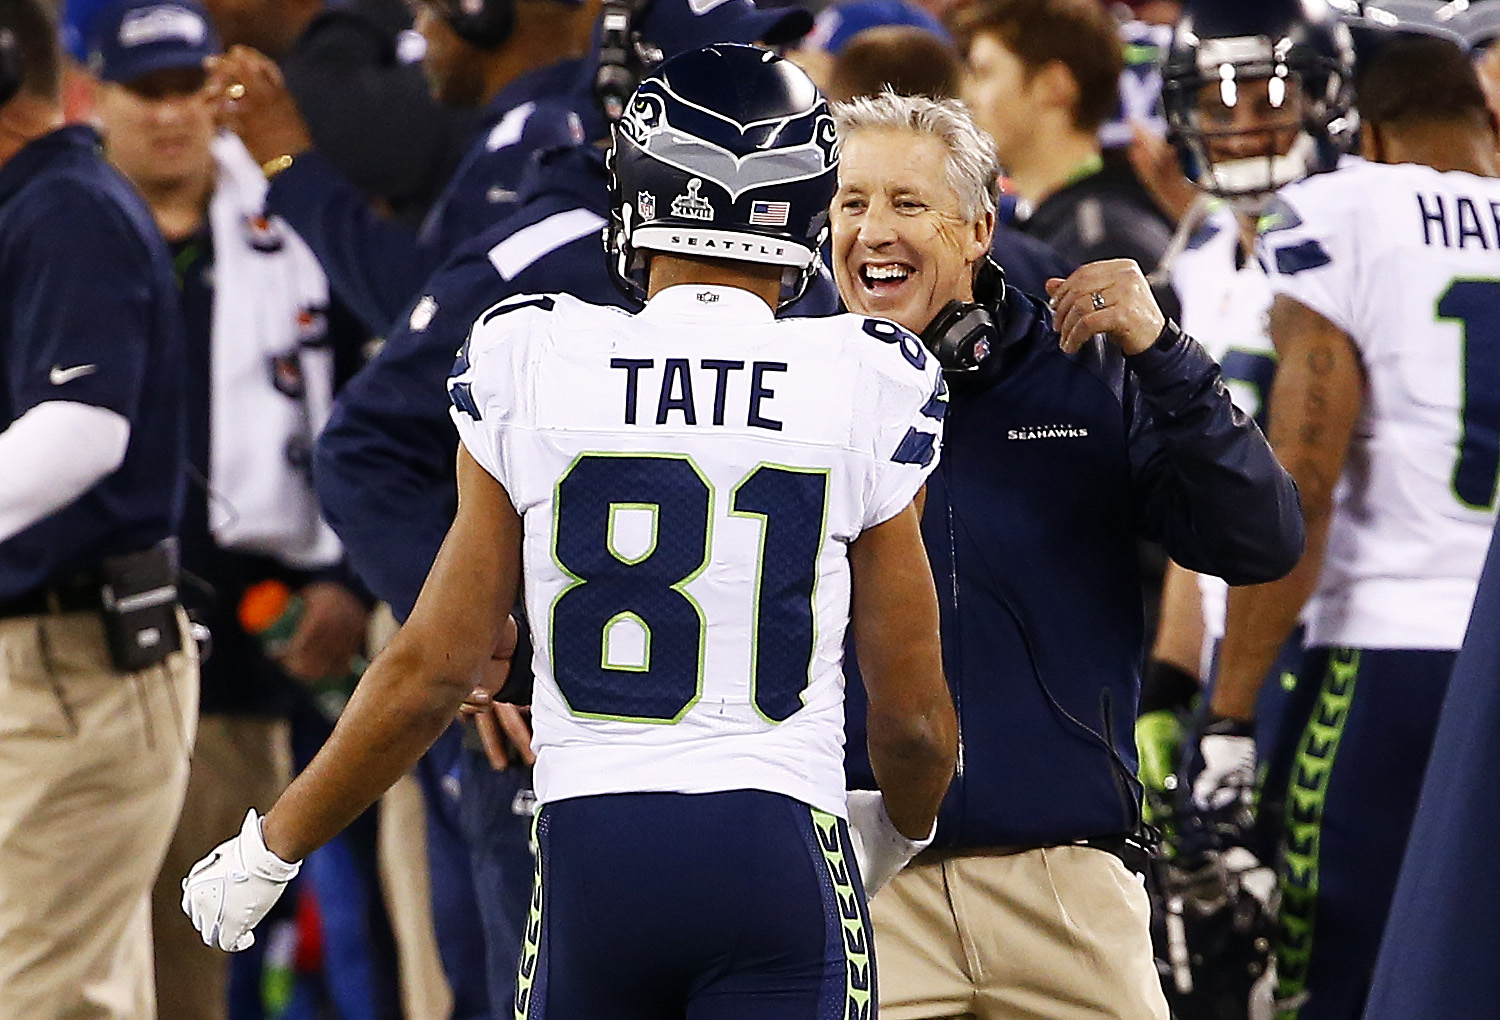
[918,256,1006,373]
[593,0,659,122]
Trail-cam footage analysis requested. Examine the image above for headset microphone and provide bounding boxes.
[594,0,659,122]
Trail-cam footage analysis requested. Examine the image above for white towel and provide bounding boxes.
[206,133,341,569]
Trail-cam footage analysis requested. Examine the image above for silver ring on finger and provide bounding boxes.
[226,81,247,100]
[1091,290,1106,311]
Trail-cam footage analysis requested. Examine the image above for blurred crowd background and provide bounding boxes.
[5,0,1499,1018]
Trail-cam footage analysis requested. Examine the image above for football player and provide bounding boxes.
[1210,30,1500,1020]
[1138,0,1358,832]
[182,45,957,1019]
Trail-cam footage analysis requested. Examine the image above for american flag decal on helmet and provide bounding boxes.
[749,201,791,227]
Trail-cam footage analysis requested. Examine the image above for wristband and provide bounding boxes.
[1202,712,1255,739]
[1141,659,1199,715]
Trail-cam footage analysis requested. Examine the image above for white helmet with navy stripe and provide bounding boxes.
[606,43,839,308]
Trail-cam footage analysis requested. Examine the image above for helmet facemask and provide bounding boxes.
[1165,33,1357,212]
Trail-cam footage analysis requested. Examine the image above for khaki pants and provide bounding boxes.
[0,610,198,1020]
[149,715,292,1020]
[872,846,1168,1020]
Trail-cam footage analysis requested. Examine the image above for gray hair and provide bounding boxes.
[831,92,1000,223]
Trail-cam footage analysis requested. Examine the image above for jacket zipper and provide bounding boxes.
[943,466,965,782]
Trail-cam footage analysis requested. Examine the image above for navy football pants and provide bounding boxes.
[517,790,875,1020]
[1270,647,1453,1020]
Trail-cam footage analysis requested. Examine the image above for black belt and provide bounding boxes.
[0,573,105,619]
[1078,834,1156,877]
[915,833,1156,877]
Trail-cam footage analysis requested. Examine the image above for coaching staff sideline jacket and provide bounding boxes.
[846,273,1304,850]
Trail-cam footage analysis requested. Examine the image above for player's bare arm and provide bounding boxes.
[261,447,522,862]
[1212,295,1363,721]
[848,500,956,840]
[1153,560,1207,682]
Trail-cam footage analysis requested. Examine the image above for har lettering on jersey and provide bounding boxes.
[1416,191,1500,251]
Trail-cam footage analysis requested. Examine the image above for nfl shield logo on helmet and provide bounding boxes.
[638,191,656,221]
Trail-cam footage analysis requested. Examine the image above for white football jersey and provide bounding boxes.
[1174,204,1277,421]
[449,285,944,817]
[1260,158,1500,649]
[1173,203,1278,644]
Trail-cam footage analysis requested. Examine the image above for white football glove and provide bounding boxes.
[1193,732,1257,812]
[845,790,935,899]
[181,809,301,951]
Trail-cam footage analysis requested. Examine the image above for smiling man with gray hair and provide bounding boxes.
[830,90,1304,1020]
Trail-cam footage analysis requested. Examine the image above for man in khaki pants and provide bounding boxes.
[828,89,1304,1019]
[0,1,198,1016]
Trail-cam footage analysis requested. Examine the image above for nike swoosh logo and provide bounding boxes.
[49,364,97,385]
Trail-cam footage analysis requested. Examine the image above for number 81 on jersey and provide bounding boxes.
[549,452,829,725]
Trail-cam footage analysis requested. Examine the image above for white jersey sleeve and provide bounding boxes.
[446,294,555,492]
[856,317,946,528]
[1256,171,1363,339]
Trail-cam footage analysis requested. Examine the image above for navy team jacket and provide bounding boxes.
[846,283,1304,850]
[268,59,585,335]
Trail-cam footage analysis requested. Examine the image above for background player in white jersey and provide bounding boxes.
[1134,0,1358,826]
[1207,32,1500,1020]
[180,44,958,1019]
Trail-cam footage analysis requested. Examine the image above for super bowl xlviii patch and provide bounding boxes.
[671,178,714,221]
[638,190,657,221]
[242,214,286,253]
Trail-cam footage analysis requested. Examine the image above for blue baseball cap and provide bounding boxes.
[804,0,950,56]
[629,0,814,62]
[572,0,814,137]
[86,0,221,84]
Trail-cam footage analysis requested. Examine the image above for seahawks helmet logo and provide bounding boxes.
[620,92,667,146]
[620,78,837,202]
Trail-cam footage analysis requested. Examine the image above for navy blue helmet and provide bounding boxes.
[606,43,838,308]
[1339,0,1476,64]
[1163,0,1357,208]
[1458,0,1500,52]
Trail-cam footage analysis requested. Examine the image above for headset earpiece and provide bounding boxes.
[919,300,996,373]
[594,0,658,122]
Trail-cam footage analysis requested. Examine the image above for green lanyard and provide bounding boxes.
[1060,152,1105,190]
